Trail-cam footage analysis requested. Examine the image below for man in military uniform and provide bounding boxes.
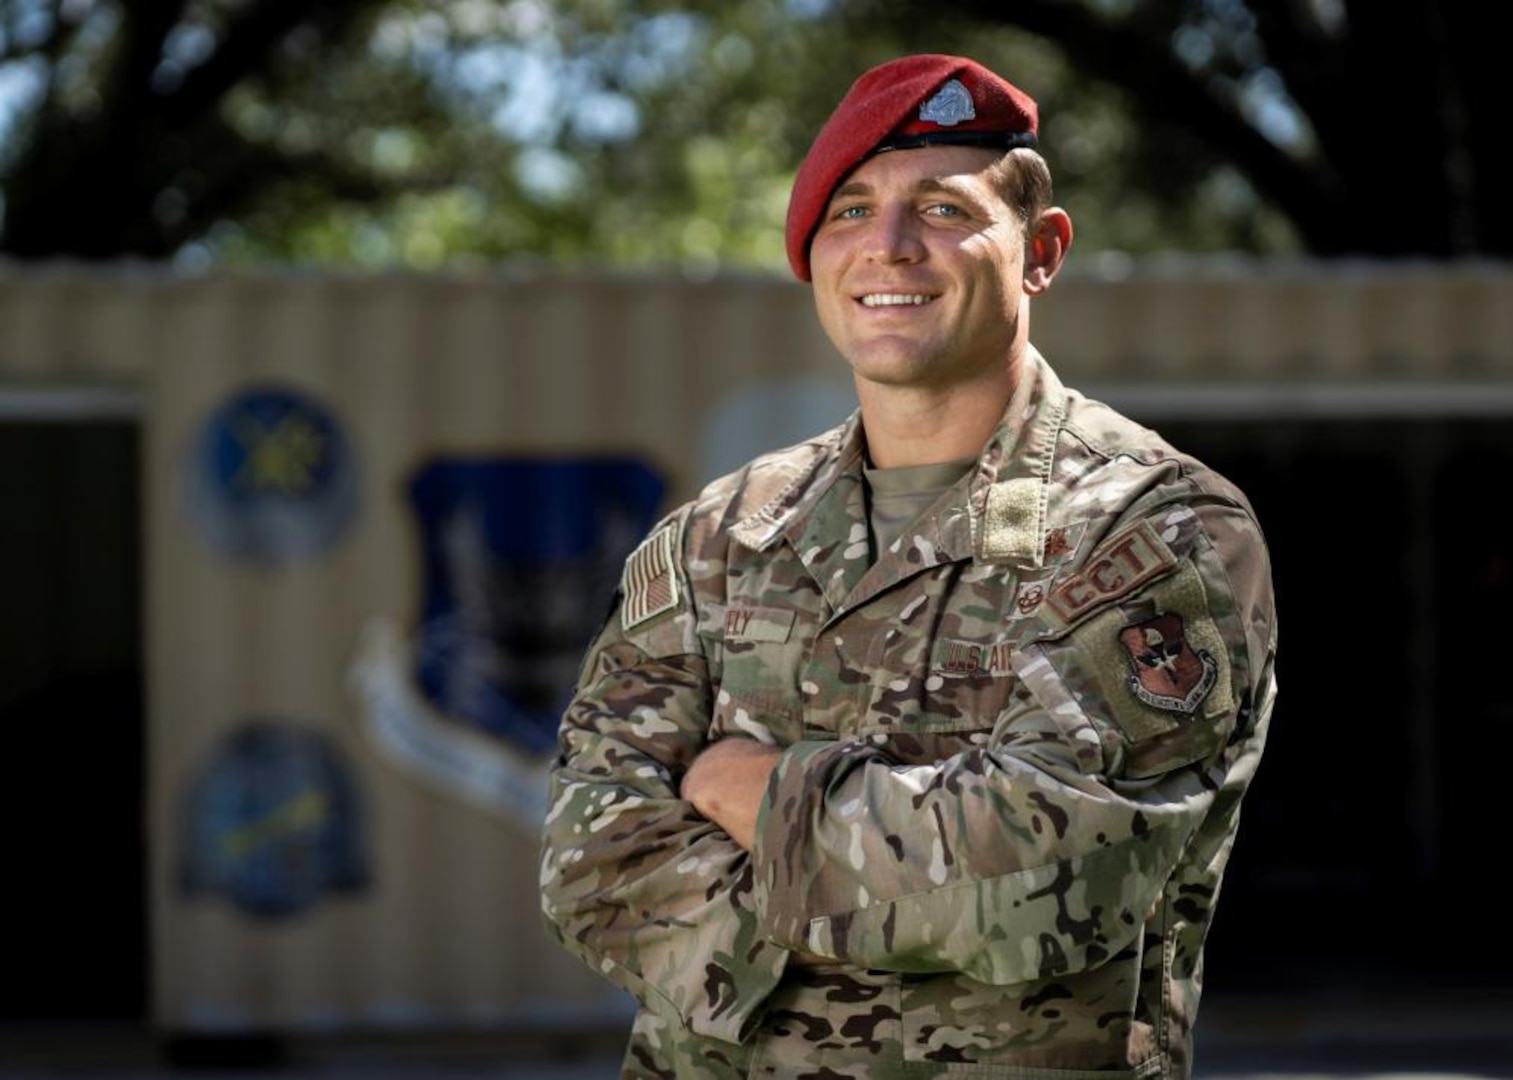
[539,53,1277,1079]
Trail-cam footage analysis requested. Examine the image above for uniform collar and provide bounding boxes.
[728,347,1069,570]
[969,345,1068,567]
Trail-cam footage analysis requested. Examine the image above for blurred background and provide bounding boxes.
[1,1,1510,1076]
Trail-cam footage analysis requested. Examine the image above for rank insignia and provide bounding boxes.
[1118,612,1217,714]
[1043,520,1088,563]
[1046,520,1176,623]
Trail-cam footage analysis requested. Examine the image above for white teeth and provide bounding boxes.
[860,293,930,307]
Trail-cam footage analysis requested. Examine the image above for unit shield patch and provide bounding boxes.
[1117,612,1217,714]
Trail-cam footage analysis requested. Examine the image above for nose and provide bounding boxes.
[864,204,925,264]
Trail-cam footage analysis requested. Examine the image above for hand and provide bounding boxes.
[680,738,781,851]
[682,741,836,967]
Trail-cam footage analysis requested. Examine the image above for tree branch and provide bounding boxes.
[929,0,1349,247]
[164,0,377,127]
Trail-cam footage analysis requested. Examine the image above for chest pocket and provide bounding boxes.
[810,564,1036,752]
[709,605,809,747]
[856,632,1021,750]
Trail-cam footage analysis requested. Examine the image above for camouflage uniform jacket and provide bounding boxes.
[540,349,1278,1079]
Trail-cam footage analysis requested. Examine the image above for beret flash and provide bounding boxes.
[784,54,1039,281]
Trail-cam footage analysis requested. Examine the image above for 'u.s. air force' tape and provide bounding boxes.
[621,520,680,630]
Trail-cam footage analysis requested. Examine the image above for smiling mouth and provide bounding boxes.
[859,293,933,308]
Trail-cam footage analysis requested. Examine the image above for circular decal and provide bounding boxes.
[184,384,358,564]
[178,718,369,920]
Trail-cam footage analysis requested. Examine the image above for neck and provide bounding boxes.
[855,371,1014,468]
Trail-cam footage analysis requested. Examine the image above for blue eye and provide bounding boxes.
[927,204,963,218]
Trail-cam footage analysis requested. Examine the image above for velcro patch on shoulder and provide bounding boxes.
[621,520,681,630]
[1045,520,1176,627]
[1060,560,1236,776]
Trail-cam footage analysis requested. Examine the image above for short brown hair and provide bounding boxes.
[987,148,1054,236]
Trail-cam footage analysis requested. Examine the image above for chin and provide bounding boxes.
[846,343,941,378]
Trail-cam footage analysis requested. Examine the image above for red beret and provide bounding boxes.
[784,54,1039,281]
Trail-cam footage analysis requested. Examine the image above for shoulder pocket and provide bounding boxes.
[1031,559,1236,778]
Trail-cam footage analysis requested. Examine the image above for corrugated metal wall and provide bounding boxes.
[1,261,1509,1034]
[7,260,1513,385]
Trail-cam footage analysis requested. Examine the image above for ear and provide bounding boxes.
[1023,208,1072,295]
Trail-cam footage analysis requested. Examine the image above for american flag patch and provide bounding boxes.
[621,521,680,630]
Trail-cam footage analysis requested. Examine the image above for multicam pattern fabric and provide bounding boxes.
[540,349,1278,1079]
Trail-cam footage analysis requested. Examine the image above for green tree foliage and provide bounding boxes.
[0,1,1498,269]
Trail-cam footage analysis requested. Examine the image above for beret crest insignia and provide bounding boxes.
[918,78,976,126]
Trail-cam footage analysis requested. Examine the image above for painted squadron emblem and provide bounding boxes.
[919,78,975,126]
[1118,612,1217,714]
[184,384,358,565]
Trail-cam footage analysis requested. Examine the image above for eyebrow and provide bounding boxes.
[829,175,980,202]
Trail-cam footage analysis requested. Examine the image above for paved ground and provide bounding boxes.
[3,992,1510,1078]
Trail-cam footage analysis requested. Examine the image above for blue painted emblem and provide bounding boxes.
[408,459,665,755]
[179,719,369,920]
[185,384,358,564]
